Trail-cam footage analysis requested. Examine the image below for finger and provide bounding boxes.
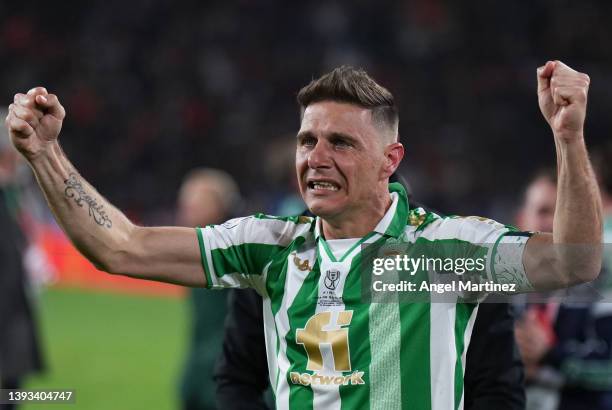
[537,61,555,93]
[552,60,578,76]
[12,104,40,128]
[27,86,48,97]
[550,76,590,89]
[7,115,34,137]
[35,94,65,120]
[14,93,26,104]
[552,86,587,106]
[12,99,44,120]
[14,93,38,109]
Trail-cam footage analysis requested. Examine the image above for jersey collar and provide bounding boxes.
[313,182,409,240]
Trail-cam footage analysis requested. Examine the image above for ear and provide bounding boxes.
[382,142,404,178]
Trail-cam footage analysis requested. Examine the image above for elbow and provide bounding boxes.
[559,246,603,286]
[73,245,126,275]
[96,247,137,276]
[571,259,602,284]
[94,225,140,275]
[91,251,126,275]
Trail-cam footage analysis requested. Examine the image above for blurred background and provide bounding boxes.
[0,0,611,409]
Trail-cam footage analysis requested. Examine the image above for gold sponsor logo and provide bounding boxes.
[296,311,353,371]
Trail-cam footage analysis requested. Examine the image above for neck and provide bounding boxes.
[321,193,392,239]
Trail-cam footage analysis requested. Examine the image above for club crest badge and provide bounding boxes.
[292,252,312,272]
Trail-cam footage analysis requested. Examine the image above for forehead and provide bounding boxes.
[181,178,216,198]
[299,101,378,139]
[525,179,557,208]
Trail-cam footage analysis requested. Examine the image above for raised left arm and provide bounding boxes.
[524,60,602,290]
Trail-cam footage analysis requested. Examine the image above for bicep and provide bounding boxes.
[116,226,206,287]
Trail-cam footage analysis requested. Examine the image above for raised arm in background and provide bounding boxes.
[5,87,205,287]
[524,61,603,289]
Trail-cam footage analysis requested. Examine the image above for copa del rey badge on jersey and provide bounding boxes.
[324,268,341,290]
[318,261,349,308]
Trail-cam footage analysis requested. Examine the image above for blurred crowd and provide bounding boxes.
[2,0,612,223]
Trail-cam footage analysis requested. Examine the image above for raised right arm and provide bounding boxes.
[5,87,206,287]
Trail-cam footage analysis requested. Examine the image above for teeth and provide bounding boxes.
[311,182,339,191]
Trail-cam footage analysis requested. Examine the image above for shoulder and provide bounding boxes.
[209,213,314,247]
[407,210,512,243]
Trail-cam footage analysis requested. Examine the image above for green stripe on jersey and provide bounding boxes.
[196,227,213,288]
[453,302,477,410]
[400,303,431,410]
[210,243,284,277]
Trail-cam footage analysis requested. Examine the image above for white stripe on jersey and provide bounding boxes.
[274,242,317,409]
[429,301,458,410]
[457,305,479,410]
[368,277,402,409]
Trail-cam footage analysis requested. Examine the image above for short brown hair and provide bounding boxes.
[297,66,398,137]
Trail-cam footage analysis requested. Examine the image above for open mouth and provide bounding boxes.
[307,180,340,192]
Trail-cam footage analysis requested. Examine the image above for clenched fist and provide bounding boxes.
[4,87,65,161]
[537,60,590,142]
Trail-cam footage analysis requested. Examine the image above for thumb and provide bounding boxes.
[35,94,65,120]
[537,61,555,93]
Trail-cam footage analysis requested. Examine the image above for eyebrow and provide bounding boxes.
[329,132,359,145]
[296,130,360,145]
[296,131,314,140]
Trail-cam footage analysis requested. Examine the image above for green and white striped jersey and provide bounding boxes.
[196,183,531,410]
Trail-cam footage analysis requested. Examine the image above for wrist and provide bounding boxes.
[553,130,584,144]
[28,141,61,166]
[27,141,70,181]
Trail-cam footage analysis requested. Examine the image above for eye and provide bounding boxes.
[332,139,351,148]
[300,136,317,147]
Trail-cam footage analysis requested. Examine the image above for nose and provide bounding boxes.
[307,140,332,169]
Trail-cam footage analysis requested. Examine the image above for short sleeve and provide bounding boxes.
[490,231,534,292]
[196,215,304,292]
[435,216,533,292]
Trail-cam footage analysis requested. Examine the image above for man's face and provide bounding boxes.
[295,101,390,219]
[177,179,225,227]
[518,178,557,232]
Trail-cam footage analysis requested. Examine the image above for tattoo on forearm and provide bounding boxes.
[64,173,113,228]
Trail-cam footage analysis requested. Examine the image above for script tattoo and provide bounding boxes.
[64,173,113,228]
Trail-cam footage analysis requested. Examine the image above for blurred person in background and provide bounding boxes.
[177,168,240,410]
[0,110,44,410]
[515,168,612,410]
[593,143,612,283]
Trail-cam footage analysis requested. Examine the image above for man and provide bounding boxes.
[176,168,239,410]
[4,61,602,409]
[515,169,612,410]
